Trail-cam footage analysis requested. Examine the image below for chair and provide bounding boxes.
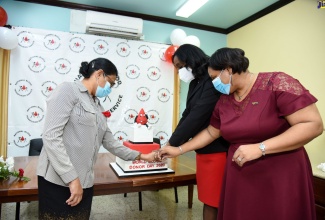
[16,138,43,219]
[28,138,43,156]
[124,138,178,211]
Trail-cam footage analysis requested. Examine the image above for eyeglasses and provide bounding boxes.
[106,75,116,87]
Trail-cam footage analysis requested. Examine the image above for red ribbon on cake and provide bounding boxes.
[102,110,111,118]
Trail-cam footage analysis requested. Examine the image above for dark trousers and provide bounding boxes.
[38,176,93,220]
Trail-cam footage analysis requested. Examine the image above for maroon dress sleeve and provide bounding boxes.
[270,72,317,117]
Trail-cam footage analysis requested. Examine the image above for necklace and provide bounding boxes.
[235,72,253,100]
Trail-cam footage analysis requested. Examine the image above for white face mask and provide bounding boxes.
[178,67,195,83]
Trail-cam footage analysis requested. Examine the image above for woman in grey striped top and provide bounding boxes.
[37,58,157,219]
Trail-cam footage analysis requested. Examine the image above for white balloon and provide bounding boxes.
[0,27,18,50]
[181,35,201,48]
[170,28,187,46]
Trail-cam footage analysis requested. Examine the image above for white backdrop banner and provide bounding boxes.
[7,27,174,157]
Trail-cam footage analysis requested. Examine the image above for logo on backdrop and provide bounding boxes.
[136,87,151,102]
[159,47,168,61]
[116,42,131,57]
[17,31,35,48]
[27,106,45,123]
[147,66,161,81]
[93,39,109,55]
[28,56,46,73]
[13,131,31,148]
[158,88,171,102]
[41,81,57,97]
[113,131,128,143]
[108,94,123,113]
[44,34,61,50]
[74,73,84,81]
[138,45,152,59]
[155,131,169,146]
[55,58,72,75]
[126,64,141,79]
[14,79,32,97]
[69,36,85,53]
[317,1,325,8]
[124,109,138,124]
[147,109,160,124]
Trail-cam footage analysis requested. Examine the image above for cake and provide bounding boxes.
[115,108,168,172]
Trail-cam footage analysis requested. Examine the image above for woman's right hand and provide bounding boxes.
[159,146,182,160]
[141,151,157,162]
[66,178,83,207]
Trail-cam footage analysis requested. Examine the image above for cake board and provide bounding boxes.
[110,162,175,177]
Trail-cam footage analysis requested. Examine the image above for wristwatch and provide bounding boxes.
[259,142,266,156]
[134,153,141,160]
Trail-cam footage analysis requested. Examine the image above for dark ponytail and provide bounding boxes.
[79,58,118,78]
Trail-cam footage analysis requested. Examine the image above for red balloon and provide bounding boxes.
[164,45,179,63]
[0,7,8,27]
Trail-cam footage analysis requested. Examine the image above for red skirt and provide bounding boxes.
[196,152,227,207]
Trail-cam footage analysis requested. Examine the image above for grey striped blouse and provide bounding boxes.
[37,80,139,188]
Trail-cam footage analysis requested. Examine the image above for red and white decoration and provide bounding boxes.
[7,27,174,156]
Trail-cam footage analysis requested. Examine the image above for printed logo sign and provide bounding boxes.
[116,42,131,57]
[28,56,46,73]
[126,64,140,79]
[55,58,71,75]
[44,34,61,50]
[18,31,35,48]
[93,39,109,55]
[124,109,138,124]
[155,131,169,146]
[41,81,57,97]
[13,131,31,148]
[138,45,152,59]
[27,106,45,123]
[158,88,171,102]
[114,131,128,143]
[14,79,32,97]
[159,47,168,61]
[69,36,85,53]
[136,87,151,102]
[147,66,161,81]
[108,94,123,113]
[147,110,160,124]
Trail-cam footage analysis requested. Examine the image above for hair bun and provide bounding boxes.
[79,61,89,77]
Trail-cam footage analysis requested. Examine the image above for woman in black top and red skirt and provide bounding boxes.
[166,44,229,220]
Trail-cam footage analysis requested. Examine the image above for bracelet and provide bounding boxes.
[178,146,183,154]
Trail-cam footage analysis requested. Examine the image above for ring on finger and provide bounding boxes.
[237,157,242,162]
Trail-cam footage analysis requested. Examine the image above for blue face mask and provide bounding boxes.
[212,71,232,95]
[95,80,112,98]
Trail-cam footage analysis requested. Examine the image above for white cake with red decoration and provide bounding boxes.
[115,108,168,172]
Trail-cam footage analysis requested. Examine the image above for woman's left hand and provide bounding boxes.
[232,143,262,167]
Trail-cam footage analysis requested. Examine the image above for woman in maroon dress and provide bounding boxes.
[160,48,323,220]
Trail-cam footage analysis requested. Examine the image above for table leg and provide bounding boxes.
[138,192,142,211]
[15,202,20,220]
[188,184,194,209]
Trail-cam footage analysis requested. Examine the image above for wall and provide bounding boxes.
[227,0,325,167]
[0,0,227,120]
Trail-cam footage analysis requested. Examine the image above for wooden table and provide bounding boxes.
[0,152,196,218]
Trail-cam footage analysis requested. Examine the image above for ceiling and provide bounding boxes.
[17,0,294,34]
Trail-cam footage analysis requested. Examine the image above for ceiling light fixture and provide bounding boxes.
[176,0,209,18]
